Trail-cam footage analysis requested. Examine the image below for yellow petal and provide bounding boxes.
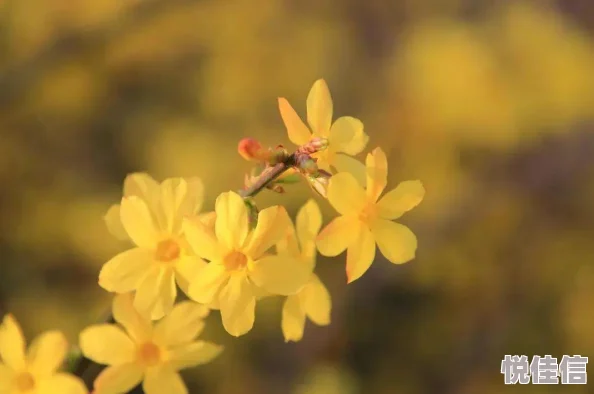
[327,173,366,215]
[278,97,312,146]
[316,216,359,257]
[181,177,205,216]
[27,331,67,376]
[187,262,228,304]
[0,364,13,391]
[134,266,177,320]
[104,204,128,241]
[93,363,144,394]
[168,341,223,370]
[281,295,306,342]
[328,116,359,151]
[183,217,223,262]
[37,373,87,394]
[295,199,322,255]
[79,324,135,365]
[346,225,376,283]
[0,314,26,369]
[371,219,417,264]
[377,180,425,220]
[316,158,332,174]
[332,154,367,187]
[198,211,216,229]
[218,274,256,337]
[275,220,300,258]
[365,147,388,202]
[123,172,160,200]
[306,79,333,136]
[159,178,188,234]
[333,117,368,155]
[143,367,187,394]
[98,248,153,293]
[214,191,249,250]
[120,196,159,248]
[249,255,312,296]
[153,301,209,347]
[124,172,166,230]
[174,256,207,296]
[301,274,331,326]
[245,206,290,259]
[159,177,205,235]
[112,293,152,343]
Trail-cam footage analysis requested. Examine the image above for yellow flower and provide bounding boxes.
[278,79,369,183]
[80,294,221,394]
[316,147,425,283]
[99,173,207,320]
[0,314,87,394]
[183,191,313,337]
[277,199,331,342]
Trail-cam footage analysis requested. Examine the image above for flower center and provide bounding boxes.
[137,342,162,367]
[223,250,248,271]
[155,239,181,262]
[358,203,377,224]
[15,372,35,392]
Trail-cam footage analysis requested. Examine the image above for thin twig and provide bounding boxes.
[239,156,295,198]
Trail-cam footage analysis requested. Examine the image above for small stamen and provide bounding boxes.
[137,342,161,367]
[15,372,35,392]
[223,250,248,271]
[155,239,181,262]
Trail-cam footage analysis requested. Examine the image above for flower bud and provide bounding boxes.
[269,145,290,165]
[238,138,267,161]
[295,153,318,175]
[298,137,329,155]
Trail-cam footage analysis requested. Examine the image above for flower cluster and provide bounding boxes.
[0,79,424,394]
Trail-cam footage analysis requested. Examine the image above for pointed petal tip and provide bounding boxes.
[346,270,359,284]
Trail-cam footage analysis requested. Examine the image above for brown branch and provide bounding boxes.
[239,137,327,198]
[239,158,295,198]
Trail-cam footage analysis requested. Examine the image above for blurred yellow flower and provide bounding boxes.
[0,314,87,394]
[277,199,331,342]
[278,79,369,183]
[80,294,221,394]
[317,147,425,283]
[99,173,207,320]
[183,191,313,337]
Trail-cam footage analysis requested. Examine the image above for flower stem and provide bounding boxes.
[239,137,327,198]
[239,157,295,198]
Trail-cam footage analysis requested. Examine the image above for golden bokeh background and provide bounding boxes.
[0,0,593,392]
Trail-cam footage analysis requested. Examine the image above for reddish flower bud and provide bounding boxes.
[238,138,267,161]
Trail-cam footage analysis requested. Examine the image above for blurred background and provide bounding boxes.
[0,0,593,392]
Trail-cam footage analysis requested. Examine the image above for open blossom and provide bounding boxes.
[316,147,425,283]
[99,173,207,320]
[183,191,313,337]
[278,79,369,183]
[277,199,331,342]
[80,294,222,394]
[0,314,87,394]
